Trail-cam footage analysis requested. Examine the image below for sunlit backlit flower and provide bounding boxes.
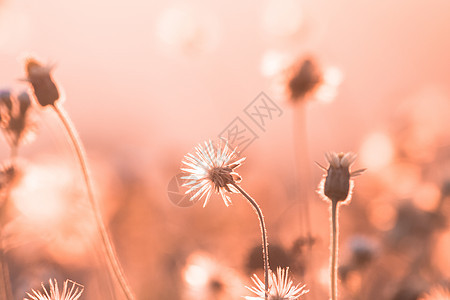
[25,279,84,300]
[317,152,365,203]
[181,139,245,207]
[245,267,308,300]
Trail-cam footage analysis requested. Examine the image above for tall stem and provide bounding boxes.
[53,103,134,300]
[330,200,338,300]
[0,205,13,300]
[231,182,269,300]
[293,100,312,237]
[0,147,20,300]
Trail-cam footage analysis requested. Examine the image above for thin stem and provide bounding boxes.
[53,103,134,300]
[330,199,339,300]
[0,204,13,300]
[0,250,12,300]
[293,100,316,299]
[0,147,19,300]
[231,182,269,300]
[293,100,312,237]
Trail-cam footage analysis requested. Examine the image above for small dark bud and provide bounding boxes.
[325,164,351,201]
[318,152,365,203]
[287,57,323,101]
[25,58,60,107]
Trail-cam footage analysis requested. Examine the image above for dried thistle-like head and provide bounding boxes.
[287,57,323,102]
[245,267,308,300]
[24,57,60,107]
[317,152,365,203]
[0,90,36,148]
[24,279,84,300]
[181,139,245,207]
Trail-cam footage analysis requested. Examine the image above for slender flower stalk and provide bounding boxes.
[231,182,269,300]
[181,140,270,299]
[25,278,84,300]
[317,152,365,300]
[23,58,134,300]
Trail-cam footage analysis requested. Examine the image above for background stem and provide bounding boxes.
[231,182,269,300]
[53,103,134,300]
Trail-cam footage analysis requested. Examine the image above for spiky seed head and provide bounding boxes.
[181,139,245,207]
[245,267,308,300]
[24,278,84,300]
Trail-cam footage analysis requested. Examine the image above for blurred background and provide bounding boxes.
[1,0,450,299]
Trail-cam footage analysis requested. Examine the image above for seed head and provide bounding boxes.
[24,57,60,107]
[24,279,84,300]
[245,267,308,300]
[317,152,365,203]
[181,139,245,207]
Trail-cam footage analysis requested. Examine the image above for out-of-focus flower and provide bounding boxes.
[245,267,308,300]
[181,139,245,207]
[286,57,323,102]
[182,252,246,300]
[24,278,84,300]
[348,236,377,267]
[317,152,365,203]
[419,286,450,300]
[0,90,36,149]
[24,57,59,107]
[156,5,220,55]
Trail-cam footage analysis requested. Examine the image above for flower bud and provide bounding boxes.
[287,57,323,101]
[25,58,59,107]
[317,152,365,203]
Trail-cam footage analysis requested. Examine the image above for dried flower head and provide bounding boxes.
[245,267,308,300]
[0,90,36,148]
[287,57,323,101]
[317,152,365,203]
[25,279,84,300]
[24,57,60,107]
[181,139,245,207]
[419,286,450,300]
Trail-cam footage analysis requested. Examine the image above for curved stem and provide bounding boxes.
[231,182,269,300]
[53,103,134,300]
[330,200,338,300]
